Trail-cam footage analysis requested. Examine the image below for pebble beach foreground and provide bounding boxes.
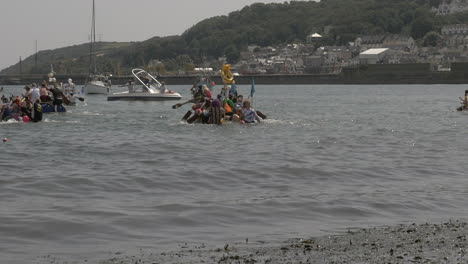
[84,221,467,264]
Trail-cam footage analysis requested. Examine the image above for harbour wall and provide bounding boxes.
[2,63,468,85]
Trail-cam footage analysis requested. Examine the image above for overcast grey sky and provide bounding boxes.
[0,0,305,70]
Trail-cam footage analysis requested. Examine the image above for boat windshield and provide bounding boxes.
[132,69,162,92]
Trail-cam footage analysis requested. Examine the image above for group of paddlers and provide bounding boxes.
[176,82,266,125]
[173,64,266,125]
[0,78,80,122]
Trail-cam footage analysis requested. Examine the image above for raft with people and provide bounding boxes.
[0,75,82,122]
[173,64,267,124]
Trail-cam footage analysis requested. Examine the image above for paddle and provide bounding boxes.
[186,100,206,124]
[182,110,192,121]
[61,92,71,105]
[172,97,200,109]
[256,110,267,120]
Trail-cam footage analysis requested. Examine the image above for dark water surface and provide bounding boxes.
[1,84,468,263]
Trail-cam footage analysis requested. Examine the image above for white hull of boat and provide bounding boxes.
[107,91,182,101]
[84,81,109,94]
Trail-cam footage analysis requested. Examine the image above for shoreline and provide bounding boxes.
[149,221,468,264]
[38,220,466,264]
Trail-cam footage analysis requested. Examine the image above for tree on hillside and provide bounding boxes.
[411,8,436,39]
[423,31,442,46]
[225,45,240,63]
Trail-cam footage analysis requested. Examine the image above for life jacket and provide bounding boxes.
[33,103,42,122]
[34,103,42,113]
[224,102,233,114]
[243,108,256,123]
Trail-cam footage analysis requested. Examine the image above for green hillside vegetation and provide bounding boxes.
[4,0,468,75]
[1,42,131,75]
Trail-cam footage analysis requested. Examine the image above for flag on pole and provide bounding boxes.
[250,78,255,98]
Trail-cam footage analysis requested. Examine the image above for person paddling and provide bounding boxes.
[240,100,262,124]
[458,90,468,111]
[463,90,468,109]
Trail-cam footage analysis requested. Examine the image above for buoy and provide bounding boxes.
[22,116,30,122]
[2,138,7,143]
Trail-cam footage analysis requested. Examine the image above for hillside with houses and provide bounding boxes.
[5,0,468,77]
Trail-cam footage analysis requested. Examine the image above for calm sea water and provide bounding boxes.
[1,84,468,263]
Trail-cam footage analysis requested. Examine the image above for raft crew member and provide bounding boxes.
[23,86,32,102]
[32,99,43,122]
[39,83,51,102]
[49,85,65,111]
[127,80,134,93]
[193,85,204,99]
[220,94,235,119]
[159,81,167,94]
[208,99,224,125]
[186,101,205,124]
[458,90,468,111]
[104,76,111,87]
[143,75,151,86]
[464,90,468,109]
[30,84,40,104]
[20,98,32,119]
[64,78,76,95]
[0,97,11,121]
[202,85,212,99]
[228,82,238,102]
[241,100,262,124]
[10,98,21,121]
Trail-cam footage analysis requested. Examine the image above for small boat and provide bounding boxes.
[107,69,182,101]
[83,0,111,95]
[84,74,111,94]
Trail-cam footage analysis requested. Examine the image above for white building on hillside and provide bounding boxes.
[359,48,389,64]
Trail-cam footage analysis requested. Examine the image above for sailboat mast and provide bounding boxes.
[88,0,96,75]
[92,0,96,74]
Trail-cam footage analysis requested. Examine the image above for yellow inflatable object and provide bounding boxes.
[220,64,234,84]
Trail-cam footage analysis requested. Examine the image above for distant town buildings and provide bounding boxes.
[359,48,389,64]
[433,0,468,15]
[441,24,468,35]
[179,24,468,75]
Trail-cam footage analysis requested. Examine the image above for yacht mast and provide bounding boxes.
[89,0,96,75]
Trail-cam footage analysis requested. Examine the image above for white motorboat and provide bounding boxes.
[107,69,182,101]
